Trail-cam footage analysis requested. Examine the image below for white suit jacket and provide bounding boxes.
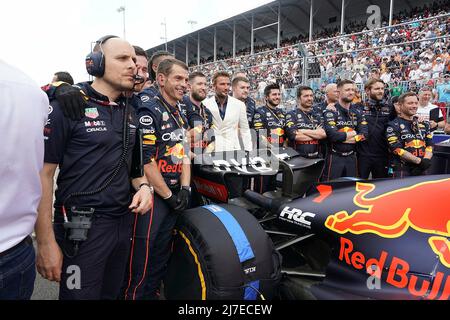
[204,95,253,152]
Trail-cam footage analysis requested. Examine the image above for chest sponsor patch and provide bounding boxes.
[84,120,106,127]
[140,95,150,103]
[85,108,99,119]
[139,115,153,126]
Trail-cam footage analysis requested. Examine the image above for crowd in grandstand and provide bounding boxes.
[190,0,450,104]
[195,0,449,64]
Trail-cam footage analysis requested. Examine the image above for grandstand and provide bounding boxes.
[146,0,450,107]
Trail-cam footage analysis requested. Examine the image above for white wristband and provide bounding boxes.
[163,190,173,200]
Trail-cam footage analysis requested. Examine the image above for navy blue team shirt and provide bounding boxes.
[44,82,137,217]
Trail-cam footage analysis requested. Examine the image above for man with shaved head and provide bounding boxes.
[36,36,153,300]
[313,83,338,161]
[313,83,338,113]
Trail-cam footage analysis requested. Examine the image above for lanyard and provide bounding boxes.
[299,109,317,129]
[266,105,282,126]
[199,103,210,127]
[194,101,207,122]
[411,119,424,140]
[155,96,186,130]
[340,105,356,129]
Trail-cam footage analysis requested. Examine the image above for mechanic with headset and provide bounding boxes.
[123,58,191,300]
[35,35,153,300]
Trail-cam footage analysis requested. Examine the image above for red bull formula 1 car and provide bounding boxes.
[163,148,450,300]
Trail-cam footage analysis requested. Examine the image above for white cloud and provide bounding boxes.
[1,0,271,85]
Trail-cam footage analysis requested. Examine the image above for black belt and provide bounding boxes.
[0,235,32,257]
[331,149,354,157]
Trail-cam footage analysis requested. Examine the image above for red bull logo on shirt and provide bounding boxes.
[164,143,185,160]
[403,140,427,149]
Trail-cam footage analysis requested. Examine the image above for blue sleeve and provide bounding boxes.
[246,99,256,123]
[182,98,203,128]
[284,111,298,141]
[324,110,346,143]
[356,110,369,141]
[44,101,72,164]
[138,108,160,164]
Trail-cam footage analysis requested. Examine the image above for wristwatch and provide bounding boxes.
[181,185,192,193]
[139,182,154,193]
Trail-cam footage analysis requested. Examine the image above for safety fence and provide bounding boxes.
[193,13,449,108]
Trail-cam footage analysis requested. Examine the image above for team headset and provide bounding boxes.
[63,36,144,258]
[85,35,144,84]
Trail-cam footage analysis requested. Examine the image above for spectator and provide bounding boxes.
[52,71,74,85]
[417,86,445,130]
[436,74,450,103]
[0,60,49,300]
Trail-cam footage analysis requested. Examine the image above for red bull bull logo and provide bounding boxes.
[270,128,284,136]
[325,179,450,299]
[164,143,185,159]
[325,179,450,267]
[404,140,426,149]
[158,143,186,173]
[337,127,355,133]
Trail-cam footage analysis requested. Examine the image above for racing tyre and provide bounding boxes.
[164,204,282,300]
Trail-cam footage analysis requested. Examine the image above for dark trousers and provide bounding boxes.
[0,236,35,300]
[123,194,178,300]
[324,153,357,181]
[55,213,132,300]
[358,156,389,179]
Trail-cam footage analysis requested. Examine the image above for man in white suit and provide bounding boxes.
[203,71,253,152]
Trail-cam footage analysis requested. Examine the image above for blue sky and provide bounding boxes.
[0,0,272,85]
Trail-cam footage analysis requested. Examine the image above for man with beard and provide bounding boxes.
[36,36,152,300]
[182,71,214,154]
[251,83,286,192]
[357,79,395,179]
[43,46,151,120]
[285,86,326,159]
[204,71,252,152]
[324,80,369,180]
[386,92,433,178]
[124,59,191,300]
